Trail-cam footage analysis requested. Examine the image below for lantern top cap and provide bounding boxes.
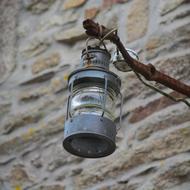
[81,46,111,58]
[80,45,111,70]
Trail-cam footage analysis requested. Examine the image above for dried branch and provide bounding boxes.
[83,19,190,98]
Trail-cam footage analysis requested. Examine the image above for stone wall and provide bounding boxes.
[0,0,190,189]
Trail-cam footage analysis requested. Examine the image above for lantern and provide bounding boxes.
[63,45,122,158]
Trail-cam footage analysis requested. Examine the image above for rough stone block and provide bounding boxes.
[38,12,78,32]
[150,157,190,189]
[50,76,67,94]
[9,165,31,186]
[129,91,185,124]
[160,6,190,25]
[21,37,51,58]
[63,0,86,10]
[19,86,50,102]
[145,23,190,60]
[0,103,11,120]
[23,0,56,14]
[0,108,44,135]
[20,71,55,85]
[0,0,19,84]
[47,144,83,172]
[160,0,189,16]
[102,0,129,8]
[0,114,65,156]
[106,14,118,29]
[85,7,100,19]
[32,53,60,74]
[34,185,65,190]
[54,27,87,44]
[19,76,67,102]
[136,105,190,140]
[155,54,190,81]
[121,73,160,107]
[127,0,149,42]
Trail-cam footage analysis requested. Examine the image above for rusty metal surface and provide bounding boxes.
[83,19,190,98]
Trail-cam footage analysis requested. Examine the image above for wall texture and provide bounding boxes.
[0,0,190,189]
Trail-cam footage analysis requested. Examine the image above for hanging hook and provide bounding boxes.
[98,28,117,46]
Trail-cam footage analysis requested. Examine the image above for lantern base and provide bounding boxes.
[63,114,116,158]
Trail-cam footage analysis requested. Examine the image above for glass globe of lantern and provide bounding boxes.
[70,84,117,121]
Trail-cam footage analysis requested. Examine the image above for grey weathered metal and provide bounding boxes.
[63,46,121,158]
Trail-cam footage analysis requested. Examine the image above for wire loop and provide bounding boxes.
[99,28,117,46]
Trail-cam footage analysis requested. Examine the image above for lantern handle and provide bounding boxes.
[85,37,108,57]
[98,27,117,47]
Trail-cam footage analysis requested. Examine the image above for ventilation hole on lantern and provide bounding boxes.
[97,150,102,153]
[70,136,109,156]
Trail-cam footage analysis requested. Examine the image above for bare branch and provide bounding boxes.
[83,19,190,97]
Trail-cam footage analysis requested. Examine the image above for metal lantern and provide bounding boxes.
[63,46,122,158]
